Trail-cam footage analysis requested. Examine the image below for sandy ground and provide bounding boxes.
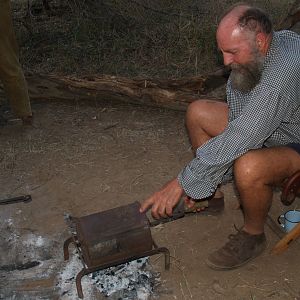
[0,99,300,299]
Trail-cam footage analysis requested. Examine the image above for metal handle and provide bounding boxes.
[277,214,285,228]
[0,195,32,205]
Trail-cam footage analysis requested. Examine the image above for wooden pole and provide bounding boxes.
[271,222,300,254]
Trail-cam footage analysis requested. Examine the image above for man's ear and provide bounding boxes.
[256,32,266,51]
[256,31,272,55]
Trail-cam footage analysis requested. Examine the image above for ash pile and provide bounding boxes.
[91,257,161,300]
[58,253,162,300]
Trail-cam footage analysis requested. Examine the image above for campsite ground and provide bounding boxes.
[1,0,300,299]
[1,99,300,299]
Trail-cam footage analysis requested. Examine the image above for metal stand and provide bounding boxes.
[63,236,170,299]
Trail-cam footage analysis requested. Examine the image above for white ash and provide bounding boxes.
[6,218,14,227]
[0,218,49,266]
[57,252,96,299]
[90,257,161,300]
[23,233,46,248]
[57,253,161,300]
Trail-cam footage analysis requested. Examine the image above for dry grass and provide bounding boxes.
[12,0,292,78]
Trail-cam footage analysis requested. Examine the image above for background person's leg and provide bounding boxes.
[0,0,32,120]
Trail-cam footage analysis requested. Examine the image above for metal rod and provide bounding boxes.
[76,268,87,299]
[266,214,285,239]
[0,195,32,205]
[63,237,74,261]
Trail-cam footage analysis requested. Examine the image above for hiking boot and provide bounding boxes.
[206,229,266,270]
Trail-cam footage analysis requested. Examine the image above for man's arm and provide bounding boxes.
[141,84,294,217]
[179,85,292,199]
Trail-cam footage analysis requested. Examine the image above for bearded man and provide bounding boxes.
[140,4,300,270]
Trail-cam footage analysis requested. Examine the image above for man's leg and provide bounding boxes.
[234,146,300,234]
[207,146,300,270]
[0,0,32,121]
[185,99,228,152]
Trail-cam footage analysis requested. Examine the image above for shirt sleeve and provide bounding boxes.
[177,84,294,199]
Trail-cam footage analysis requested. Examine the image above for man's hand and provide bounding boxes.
[140,178,184,219]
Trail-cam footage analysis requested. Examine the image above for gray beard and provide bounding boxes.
[230,54,265,93]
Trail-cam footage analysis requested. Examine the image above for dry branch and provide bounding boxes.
[25,69,229,111]
[5,2,297,112]
[277,0,300,30]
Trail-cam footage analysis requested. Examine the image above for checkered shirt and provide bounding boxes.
[178,30,300,199]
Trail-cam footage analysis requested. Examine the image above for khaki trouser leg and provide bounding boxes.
[0,0,32,118]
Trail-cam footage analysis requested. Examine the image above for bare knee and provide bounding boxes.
[186,100,212,125]
[235,147,300,192]
[186,100,228,137]
[234,151,266,189]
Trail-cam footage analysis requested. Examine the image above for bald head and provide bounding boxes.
[216,5,273,65]
[216,5,273,92]
[217,5,250,38]
[217,5,273,47]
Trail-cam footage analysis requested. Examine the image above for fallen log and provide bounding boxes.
[277,0,300,30]
[3,4,296,112]
[22,4,299,113]
[25,69,229,111]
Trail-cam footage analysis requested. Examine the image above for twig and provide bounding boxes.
[130,173,143,186]
[182,269,193,298]
[179,282,187,300]
[236,283,270,292]
[103,122,119,130]
[170,257,193,299]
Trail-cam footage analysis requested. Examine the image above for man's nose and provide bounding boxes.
[223,53,234,66]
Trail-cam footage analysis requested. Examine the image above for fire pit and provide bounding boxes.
[63,202,170,299]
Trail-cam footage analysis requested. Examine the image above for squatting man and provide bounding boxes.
[140,4,300,270]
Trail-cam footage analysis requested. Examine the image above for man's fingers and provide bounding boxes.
[140,196,155,213]
[151,196,167,219]
[184,196,195,208]
[140,178,184,219]
[140,193,167,218]
[165,199,175,216]
[156,208,166,219]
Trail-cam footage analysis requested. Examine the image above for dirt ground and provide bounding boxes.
[1,98,300,299]
[1,1,300,298]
